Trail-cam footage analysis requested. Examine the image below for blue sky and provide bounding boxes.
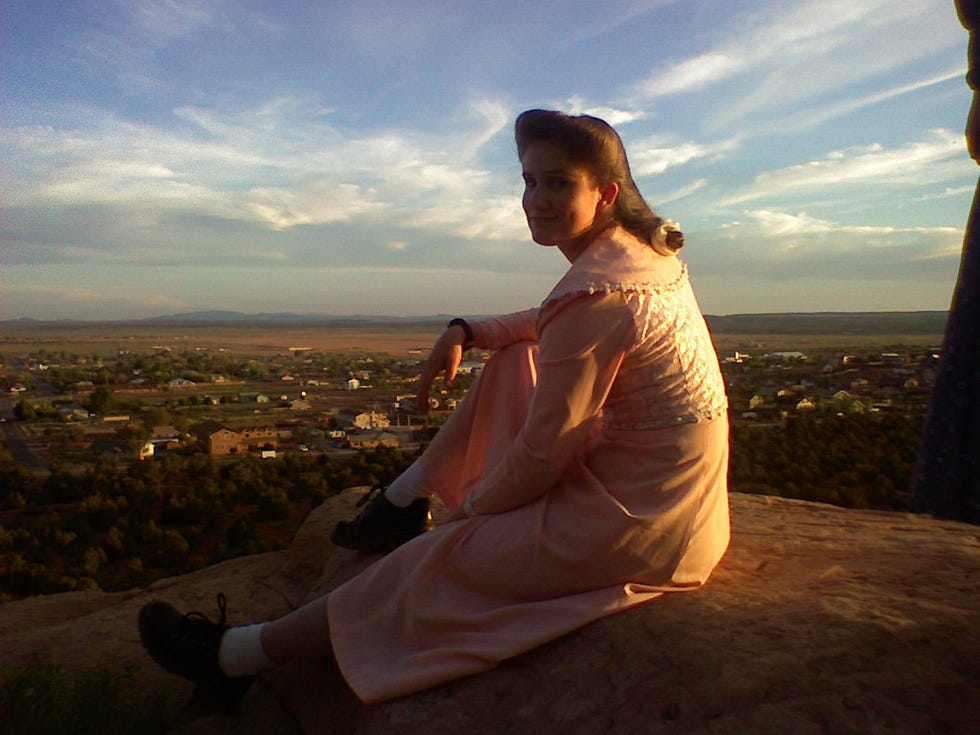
[1,0,975,320]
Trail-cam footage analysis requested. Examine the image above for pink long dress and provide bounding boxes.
[328,227,730,703]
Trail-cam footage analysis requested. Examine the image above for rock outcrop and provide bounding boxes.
[2,491,978,734]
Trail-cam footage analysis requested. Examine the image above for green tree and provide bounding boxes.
[87,386,115,415]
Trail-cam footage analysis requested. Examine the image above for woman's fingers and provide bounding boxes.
[416,327,466,412]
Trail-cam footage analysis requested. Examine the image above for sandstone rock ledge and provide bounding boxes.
[1,491,978,735]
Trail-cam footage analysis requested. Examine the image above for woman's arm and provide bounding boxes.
[461,292,635,517]
[416,308,539,413]
[470,308,539,349]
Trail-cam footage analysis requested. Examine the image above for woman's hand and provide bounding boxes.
[416,324,467,413]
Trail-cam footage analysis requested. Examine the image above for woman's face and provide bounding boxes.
[520,142,609,260]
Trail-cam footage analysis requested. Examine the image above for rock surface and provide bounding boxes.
[2,490,978,734]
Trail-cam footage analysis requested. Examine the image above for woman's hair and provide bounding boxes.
[514,109,670,249]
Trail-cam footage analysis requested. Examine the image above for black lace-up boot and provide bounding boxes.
[330,487,433,553]
[138,593,254,711]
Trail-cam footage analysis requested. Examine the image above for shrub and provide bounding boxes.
[0,657,173,735]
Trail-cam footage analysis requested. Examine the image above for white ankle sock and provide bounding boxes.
[218,623,274,678]
[383,460,432,508]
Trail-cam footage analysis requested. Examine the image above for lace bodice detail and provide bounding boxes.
[540,229,727,430]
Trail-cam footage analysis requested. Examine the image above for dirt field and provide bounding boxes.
[0,321,945,358]
[0,322,447,357]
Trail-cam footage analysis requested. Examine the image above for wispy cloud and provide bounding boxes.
[720,129,965,205]
[635,52,746,98]
[127,0,216,40]
[691,209,962,281]
[2,93,520,263]
[629,134,740,176]
[656,178,710,205]
[767,69,965,133]
[564,96,646,126]
[629,0,961,132]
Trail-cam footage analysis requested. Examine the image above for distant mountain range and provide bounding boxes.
[1,310,949,335]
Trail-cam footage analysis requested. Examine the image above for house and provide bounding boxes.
[195,423,279,456]
[240,426,278,448]
[203,426,243,455]
[352,411,390,430]
[150,426,181,451]
[59,405,91,421]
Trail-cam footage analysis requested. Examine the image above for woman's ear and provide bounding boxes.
[597,181,619,212]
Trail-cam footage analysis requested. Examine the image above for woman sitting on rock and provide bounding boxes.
[139,109,731,709]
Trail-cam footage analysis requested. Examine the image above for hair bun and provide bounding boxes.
[652,220,683,256]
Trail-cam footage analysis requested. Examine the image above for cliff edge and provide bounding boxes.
[1,491,977,734]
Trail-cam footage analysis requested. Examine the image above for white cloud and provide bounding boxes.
[629,135,739,176]
[629,0,960,131]
[243,184,386,229]
[767,69,965,133]
[128,0,216,40]
[406,194,526,242]
[656,178,710,205]
[564,96,646,126]
[635,52,746,98]
[2,94,521,256]
[721,130,966,205]
[690,209,962,283]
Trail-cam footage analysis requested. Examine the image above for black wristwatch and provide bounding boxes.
[447,318,474,350]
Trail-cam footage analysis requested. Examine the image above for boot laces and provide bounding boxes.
[355,486,384,508]
[176,593,228,645]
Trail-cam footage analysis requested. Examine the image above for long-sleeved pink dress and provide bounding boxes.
[328,227,730,703]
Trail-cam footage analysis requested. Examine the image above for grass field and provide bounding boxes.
[709,332,944,355]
